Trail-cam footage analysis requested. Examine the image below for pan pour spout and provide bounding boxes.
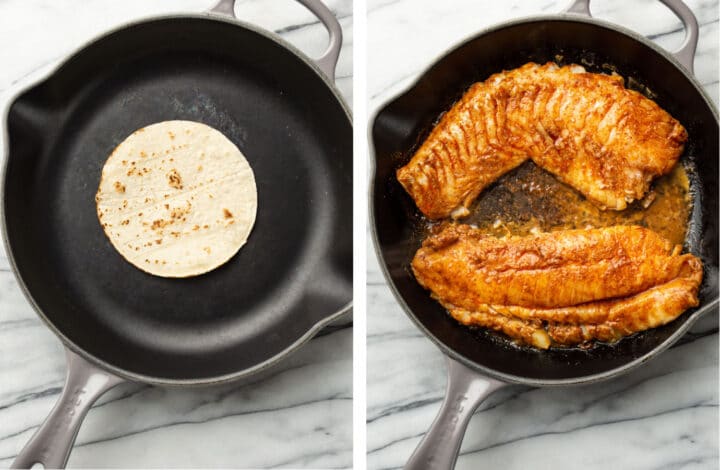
[411,224,703,349]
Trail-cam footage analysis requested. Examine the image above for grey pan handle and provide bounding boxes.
[564,0,699,73]
[405,357,506,470]
[209,0,342,81]
[11,349,123,469]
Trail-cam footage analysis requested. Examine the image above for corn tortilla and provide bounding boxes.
[96,120,257,277]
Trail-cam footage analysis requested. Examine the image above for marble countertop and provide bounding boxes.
[367,1,718,469]
[0,1,352,468]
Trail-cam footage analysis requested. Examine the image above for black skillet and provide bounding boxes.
[370,0,718,468]
[3,0,351,467]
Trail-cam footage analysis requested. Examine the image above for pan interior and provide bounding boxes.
[4,17,352,381]
[372,18,718,382]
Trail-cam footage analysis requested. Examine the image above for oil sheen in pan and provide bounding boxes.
[461,161,691,245]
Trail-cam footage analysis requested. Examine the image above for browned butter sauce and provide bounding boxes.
[461,161,691,245]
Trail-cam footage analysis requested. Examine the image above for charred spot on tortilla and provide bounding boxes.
[95,120,257,277]
[167,168,183,189]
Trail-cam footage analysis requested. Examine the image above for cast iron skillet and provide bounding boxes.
[3,0,351,467]
[370,0,718,468]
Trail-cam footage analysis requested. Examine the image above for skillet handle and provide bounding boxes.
[563,0,699,73]
[11,348,123,469]
[209,0,342,81]
[405,356,506,470]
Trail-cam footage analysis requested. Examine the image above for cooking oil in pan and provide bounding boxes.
[461,161,691,245]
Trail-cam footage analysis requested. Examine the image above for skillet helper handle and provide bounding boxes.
[563,0,699,73]
[209,0,342,81]
[11,349,123,469]
[405,357,506,470]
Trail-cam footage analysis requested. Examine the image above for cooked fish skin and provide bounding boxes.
[412,224,697,309]
[397,62,687,219]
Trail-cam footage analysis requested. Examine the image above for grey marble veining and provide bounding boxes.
[0,1,352,468]
[367,0,719,469]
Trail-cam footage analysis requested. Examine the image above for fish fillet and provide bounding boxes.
[445,276,700,349]
[412,224,703,348]
[412,224,698,309]
[397,62,687,219]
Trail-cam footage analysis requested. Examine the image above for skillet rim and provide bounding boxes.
[368,13,719,387]
[1,12,353,386]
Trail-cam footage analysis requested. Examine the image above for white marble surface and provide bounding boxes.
[367,1,719,469]
[0,1,352,468]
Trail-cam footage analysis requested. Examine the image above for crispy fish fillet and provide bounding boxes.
[445,276,701,349]
[397,62,687,219]
[412,224,703,348]
[412,224,698,309]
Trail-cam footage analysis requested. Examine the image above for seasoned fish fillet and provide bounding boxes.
[397,62,687,219]
[445,276,701,349]
[412,224,703,348]
[412,224,697,309]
